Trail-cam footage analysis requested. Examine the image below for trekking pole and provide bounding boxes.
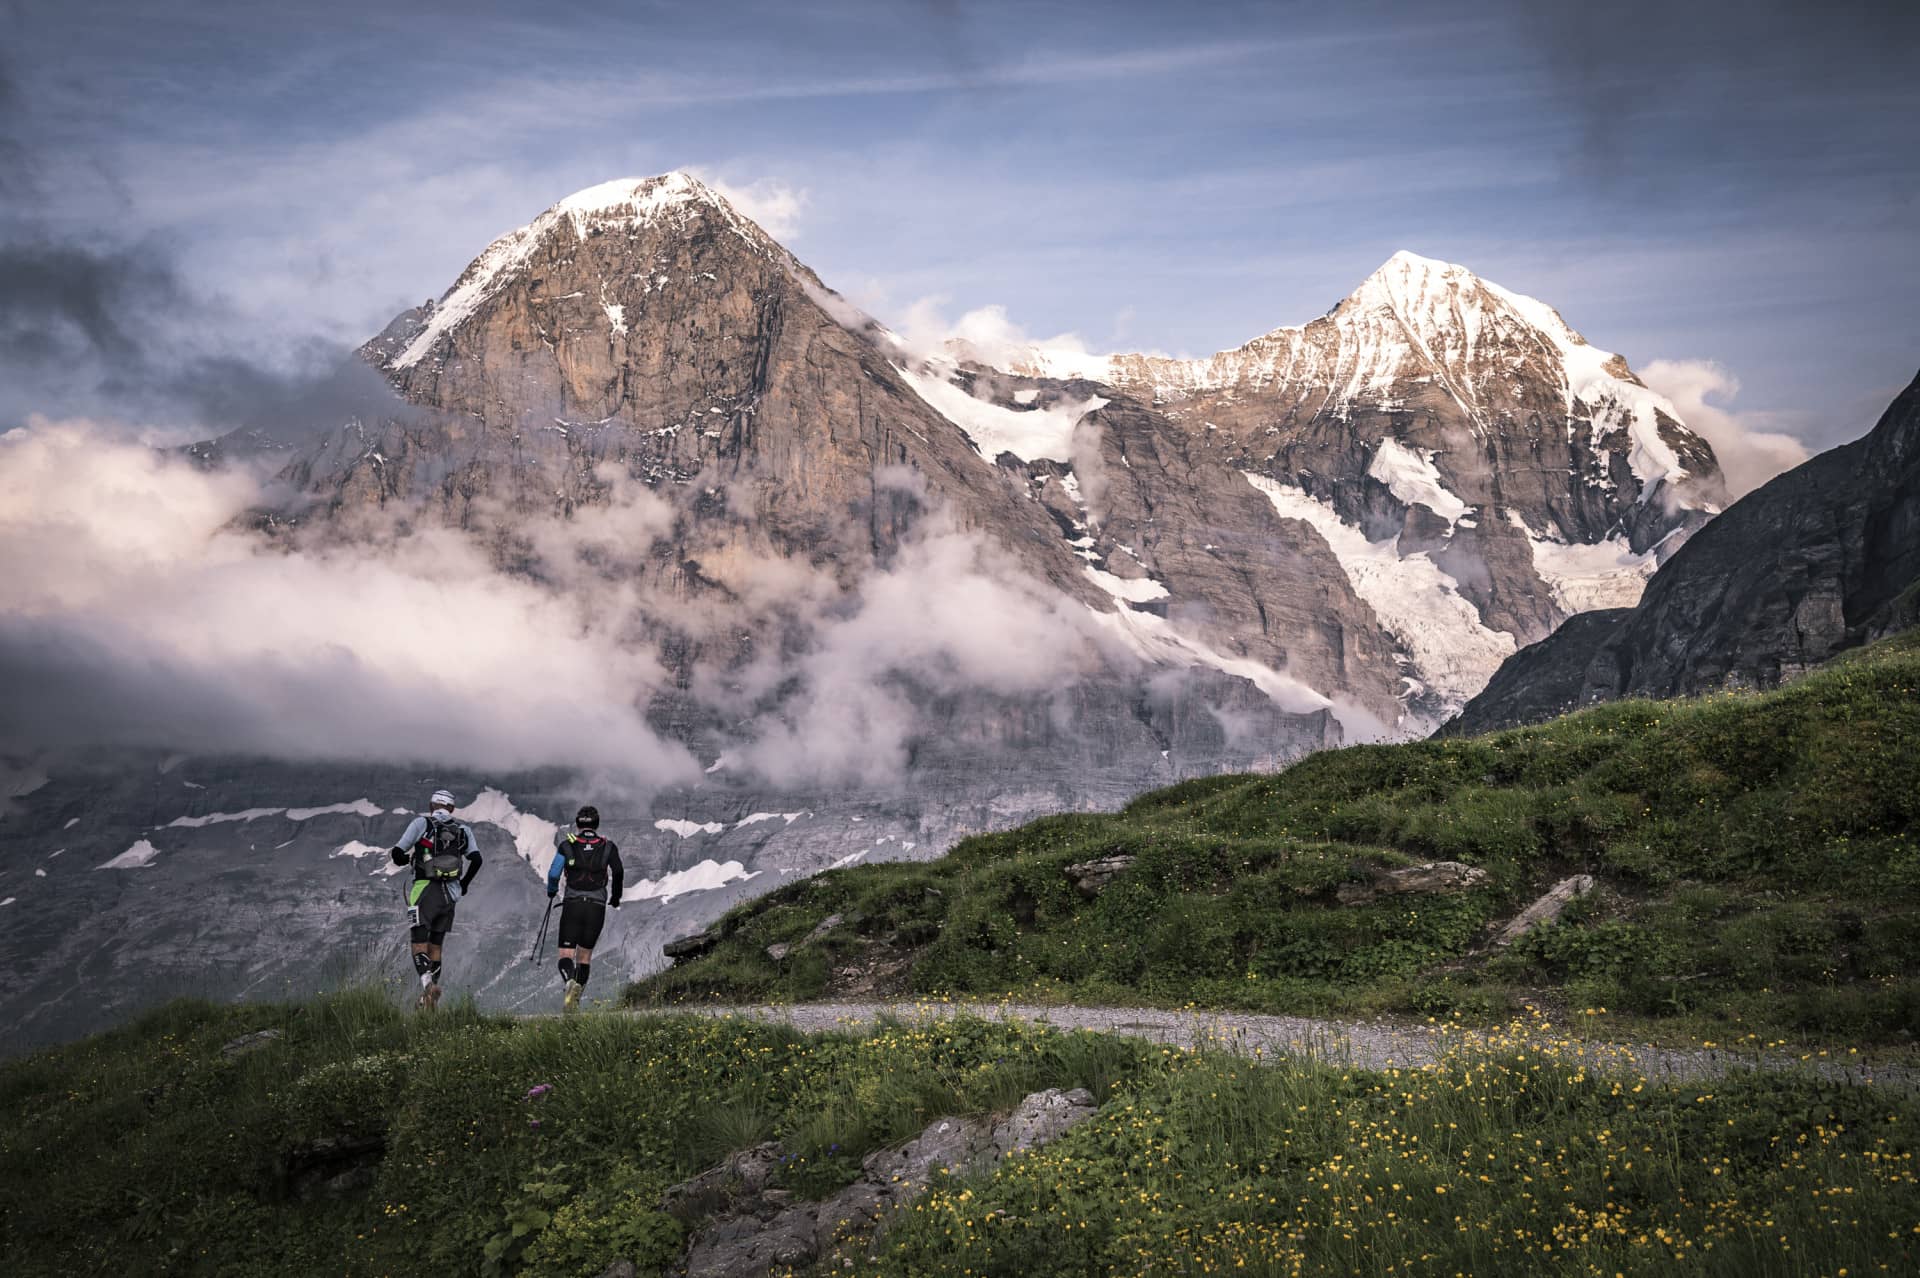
[527,898,556,963]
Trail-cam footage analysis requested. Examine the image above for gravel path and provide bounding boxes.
[647,1000,1912,1089]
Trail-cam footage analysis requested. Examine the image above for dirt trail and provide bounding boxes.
[634,1000,1911,1089]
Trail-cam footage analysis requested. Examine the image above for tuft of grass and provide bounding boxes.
[630,633,1920,1050]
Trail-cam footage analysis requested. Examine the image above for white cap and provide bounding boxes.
[430,789,456,810]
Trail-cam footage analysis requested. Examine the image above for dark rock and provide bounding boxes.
[220,1028,284,1058]
[1065,855,1136,898]
[278,1133,386,1201]
[664,929,720,963]
[801,914,844,946]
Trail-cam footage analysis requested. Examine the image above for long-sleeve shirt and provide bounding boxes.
[547,831,624,905]
[388,815,483,891]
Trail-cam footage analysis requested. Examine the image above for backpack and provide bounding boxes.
[417,816,469,880]
[563,834,611,897]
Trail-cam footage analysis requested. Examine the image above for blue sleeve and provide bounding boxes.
[547,850,566,891]
[393,816,427,849]
[461,822,481,858]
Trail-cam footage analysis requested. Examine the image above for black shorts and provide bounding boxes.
[407,880,459,944]
[557,898,607,950]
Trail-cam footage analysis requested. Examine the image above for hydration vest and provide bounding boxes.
[560,833,612,901]
[415,816,470,880]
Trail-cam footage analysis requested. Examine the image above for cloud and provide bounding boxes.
[893,295,1103,371]
[0,418,699,784]
[692,510,1101,787]
[1641,358,1810,500]
[695,173,809,241]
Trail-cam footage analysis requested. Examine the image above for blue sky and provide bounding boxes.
[4,0,1916,448]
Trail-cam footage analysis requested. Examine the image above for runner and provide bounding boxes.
[386,789,483,1010]
[545,805,623,1010]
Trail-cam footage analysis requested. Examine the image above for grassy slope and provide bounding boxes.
[2,996,1915,1276]
[0,990,1146,1276]
[631,632,1920,1047]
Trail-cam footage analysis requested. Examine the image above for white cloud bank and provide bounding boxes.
[0,417,698,783]
[1641,359,1810,500]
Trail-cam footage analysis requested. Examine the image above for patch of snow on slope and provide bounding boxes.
[99,840,161,869]
[1084,566,1170,604]
[831,850,867,869]
[331,841,385,860]
[1247,475,1514,717]
[656,818,725,838]
[455,788,560,877]
[1366,438,1469,522]
[287,800,384,821]
[1081,598,1388,739]
[897,363,1106,463]
[1506,512,1658,612]
[632,859,757,902]
[64,818,79,830]
[167,808,284,829]
[734,812,808,829]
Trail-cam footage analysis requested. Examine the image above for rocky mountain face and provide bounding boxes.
[991,250,1724,715]
[1452,370,1920,734]
[0,175,1729,1046]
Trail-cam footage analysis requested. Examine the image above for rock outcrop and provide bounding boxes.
[1491,875,1597,947]
[1453,370,1920,734]
[1335,860,1490,905]
[665,1087,1099,1278]
[1065,855,1136,898]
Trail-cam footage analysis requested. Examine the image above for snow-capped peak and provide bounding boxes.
[386,172,785,372]
[552,171,721,231]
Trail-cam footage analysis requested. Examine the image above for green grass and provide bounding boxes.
[630,631,1920,1049]
[0,989,1147,1276]
[1,996,1914,1276]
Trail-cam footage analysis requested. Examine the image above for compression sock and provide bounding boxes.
[412,952,433,983]
[574,962,591,988]
[558,956,575,983]
[428,959,443,985]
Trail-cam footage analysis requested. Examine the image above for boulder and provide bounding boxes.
[663,929,720,963]
[1065,856,1136,899]
[277,1133,386,1200]
[801,914,844,946]
[1336,860,1489,905]
[220,1028,284,1058]
[1491,875,1597,947]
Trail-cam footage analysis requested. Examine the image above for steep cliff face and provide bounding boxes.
[1452,371,1920,734]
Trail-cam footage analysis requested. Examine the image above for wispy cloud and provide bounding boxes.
[1641,359,1811,500]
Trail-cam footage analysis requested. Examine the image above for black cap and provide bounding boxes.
[575,805,600,830]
